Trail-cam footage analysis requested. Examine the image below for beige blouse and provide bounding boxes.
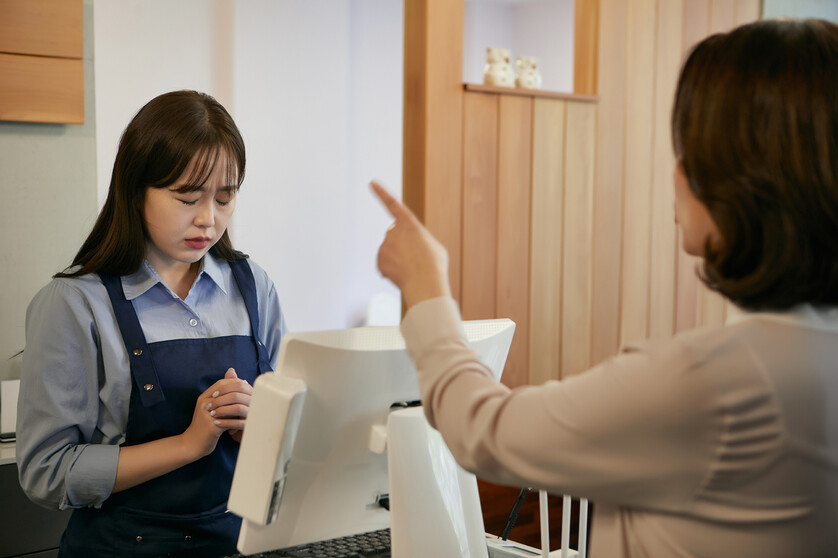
[400,297,838,557]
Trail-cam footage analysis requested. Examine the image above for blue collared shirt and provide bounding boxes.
[16,254,287,510]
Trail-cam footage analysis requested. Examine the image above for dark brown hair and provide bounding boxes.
[672,19,838,310]
[58,90,247,278]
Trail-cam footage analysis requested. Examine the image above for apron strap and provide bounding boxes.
[98,272,166,406]
[228,258,273,373]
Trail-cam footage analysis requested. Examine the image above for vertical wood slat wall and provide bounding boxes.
[404,0,764,549]
[459,90,596,387]
[405,0,763,548]
[453,0,761,388]
[592,0,761,373]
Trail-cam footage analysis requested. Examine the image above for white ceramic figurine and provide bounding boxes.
[483,47,515,87]
[515,56,543,90]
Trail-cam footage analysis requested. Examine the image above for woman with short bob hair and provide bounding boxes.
[673,18,838,311]
[18,90,287,557]
[373,18,838,557]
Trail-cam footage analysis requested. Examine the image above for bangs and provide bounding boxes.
[169,146,241,193]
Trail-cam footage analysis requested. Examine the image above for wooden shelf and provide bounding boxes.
[465,83,598,103]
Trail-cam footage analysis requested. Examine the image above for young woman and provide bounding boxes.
[373,18,838,557]
[17,90,287,557]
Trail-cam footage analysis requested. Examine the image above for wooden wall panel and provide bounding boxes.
[681,0,711,67]
[529,99,566,386]
[710,0,737,34]
[496,95,533,388]
[462,92,499,320]
[735,0,762,26]
[590,0,627,365]
[619,0,656,346]
[0,53,83,124]
[674,0,710,333]
[0,0,84,124]
[0,0,82,58]
[562,101,597,377]
[648,0,684,340]
[594,0,760,341]
[697,288,727,327]
[675,248,701,333]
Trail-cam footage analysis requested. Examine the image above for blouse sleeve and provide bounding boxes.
[401,297,728,512]
[247,259,287,368]
[16,279,119,510]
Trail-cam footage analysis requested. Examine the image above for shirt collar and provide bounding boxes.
[120,253,229,300]
[726,302,838,331]
[201,252,230,294]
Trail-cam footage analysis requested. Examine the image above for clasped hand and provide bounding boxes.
[184,368,254,458]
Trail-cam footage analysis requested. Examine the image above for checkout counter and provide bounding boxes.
[1,372,70,556]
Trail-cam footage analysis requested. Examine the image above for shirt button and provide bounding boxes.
[143,383,154,391]
[189,318,198,327]
[136,535,143,543]
[184,535,192,542]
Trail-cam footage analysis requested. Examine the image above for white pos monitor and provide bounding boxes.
[228,319,515,556]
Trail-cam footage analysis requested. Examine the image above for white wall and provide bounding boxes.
[93,0,403,332]
[464,0,575,93]
[93,0,234,207]
[762,0,838,21]
[0,1,98,382]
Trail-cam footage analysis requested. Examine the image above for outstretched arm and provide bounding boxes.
[370,181,451,309]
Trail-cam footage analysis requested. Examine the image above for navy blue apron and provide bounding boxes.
[59,259,272,558]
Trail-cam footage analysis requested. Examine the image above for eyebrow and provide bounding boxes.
[171,184,239,193]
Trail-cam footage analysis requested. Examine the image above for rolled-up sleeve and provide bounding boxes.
[16,280,119,510]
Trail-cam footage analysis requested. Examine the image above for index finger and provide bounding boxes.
[370,181,413,222]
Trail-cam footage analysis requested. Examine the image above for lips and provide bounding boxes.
[185,237,211,250]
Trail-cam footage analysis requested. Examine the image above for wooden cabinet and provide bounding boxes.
[0,0,84,124]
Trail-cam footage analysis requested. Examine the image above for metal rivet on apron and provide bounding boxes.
[143,383,154,391]
[184,535,192,542]
[136,535,143,543]
[132,348,143,356]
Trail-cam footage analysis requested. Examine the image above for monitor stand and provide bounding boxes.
[383,406,489,558]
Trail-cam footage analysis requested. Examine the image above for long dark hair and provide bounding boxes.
[672,19,838,310]
[58,90,247,278]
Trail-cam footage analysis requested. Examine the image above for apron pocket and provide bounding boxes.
[113,505,240,558]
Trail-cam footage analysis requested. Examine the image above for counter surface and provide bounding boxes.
[0,441,14,466]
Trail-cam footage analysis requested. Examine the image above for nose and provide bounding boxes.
[194,199,215,228]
